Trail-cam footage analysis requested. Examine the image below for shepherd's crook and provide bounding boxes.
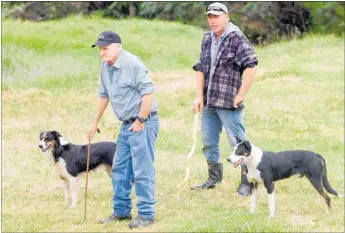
[84,128,100,222]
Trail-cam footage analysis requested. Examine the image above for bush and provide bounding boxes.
[301,2,345,35]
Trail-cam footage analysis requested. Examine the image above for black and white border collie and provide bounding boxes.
[227,137,342,218]
[39,131,116,208]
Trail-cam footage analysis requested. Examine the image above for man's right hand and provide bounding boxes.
[192,96,204,113]
[87,124,98,141]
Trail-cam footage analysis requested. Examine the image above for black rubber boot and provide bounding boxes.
[191,161,223,190]
[235,164,253,196]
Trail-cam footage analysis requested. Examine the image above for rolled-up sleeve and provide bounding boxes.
[234,38,258,69]
[136,65,155,96]
[193,52,204,72]
[193,34,207,72]
[98,74,109,98]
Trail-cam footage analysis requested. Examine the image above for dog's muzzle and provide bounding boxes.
[232,158,244,168]
[227,156,244,168]
[39,144,51,152]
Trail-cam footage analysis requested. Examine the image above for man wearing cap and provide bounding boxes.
[87,31,159,228]
[191,2,258,197]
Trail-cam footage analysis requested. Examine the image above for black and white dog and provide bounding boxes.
[39,130,116,208]
[227,137,341,218]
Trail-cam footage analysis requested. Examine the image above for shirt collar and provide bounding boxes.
[211,22,232,43]
[108,49,124,69]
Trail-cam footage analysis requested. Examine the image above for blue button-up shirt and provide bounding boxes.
[98,50,157,121]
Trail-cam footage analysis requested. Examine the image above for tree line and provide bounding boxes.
[2,1,344,44]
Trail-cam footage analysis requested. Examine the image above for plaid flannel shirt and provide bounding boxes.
[193,28,258,109]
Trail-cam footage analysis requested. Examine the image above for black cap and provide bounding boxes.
[92,31,121,48]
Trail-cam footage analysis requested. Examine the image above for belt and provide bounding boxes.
[123,111,158,125]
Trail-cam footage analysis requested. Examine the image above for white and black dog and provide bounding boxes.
[227,137,341,218]
[39,130,116,208]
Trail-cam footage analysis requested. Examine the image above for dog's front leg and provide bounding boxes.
[268,191,275,218]
[264,180,275,218]
[106,165,111,178]
[68,177,78,208]
[62,179,70,207]
[249,184,257,215]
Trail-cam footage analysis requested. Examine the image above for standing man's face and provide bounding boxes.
[208,14,229,35]
[99,44,121,63]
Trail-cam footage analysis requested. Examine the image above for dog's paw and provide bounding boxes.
[249,209,255,215]
[268,214,275,219]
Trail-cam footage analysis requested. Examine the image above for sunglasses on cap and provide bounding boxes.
[206,6,226,13]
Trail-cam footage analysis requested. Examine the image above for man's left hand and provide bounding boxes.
[128,120,145,132]
[233,94,245,108]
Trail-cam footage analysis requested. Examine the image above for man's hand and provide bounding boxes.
[128,120,145,132]
[192,96,204,113]
[233,93,245,108]
[87,124,98,141]
[233,66,256,108]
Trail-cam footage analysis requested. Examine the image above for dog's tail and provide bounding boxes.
[323,174,339,196]
[320,157,340,197]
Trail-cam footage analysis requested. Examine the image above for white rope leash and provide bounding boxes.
[175,112,199,198]
[183,112,199,181]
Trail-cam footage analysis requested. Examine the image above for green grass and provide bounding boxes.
[2,16,344,232]
[2,15,202,89]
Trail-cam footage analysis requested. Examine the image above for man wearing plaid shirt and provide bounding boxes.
[191,2,258,197]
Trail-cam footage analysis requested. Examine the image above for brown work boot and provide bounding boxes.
[99,213,132,225]
[128,216,154,228]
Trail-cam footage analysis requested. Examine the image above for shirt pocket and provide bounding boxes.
[219,51,235,74]
[112,82,133,101]
[220,51,235,61]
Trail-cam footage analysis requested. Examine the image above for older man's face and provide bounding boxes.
[207,14,229,35]
[99,44,121,63]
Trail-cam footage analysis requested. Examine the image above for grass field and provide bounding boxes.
[2,16,344,232]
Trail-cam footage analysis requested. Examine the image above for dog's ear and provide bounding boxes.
[244,141,251,149]
[53,131,62,138]
[235,136,243,144]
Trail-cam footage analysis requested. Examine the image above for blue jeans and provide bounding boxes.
[111,116,159,219]
[201,107,246,163]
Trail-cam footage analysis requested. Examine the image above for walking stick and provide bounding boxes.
[84,128,100,222]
